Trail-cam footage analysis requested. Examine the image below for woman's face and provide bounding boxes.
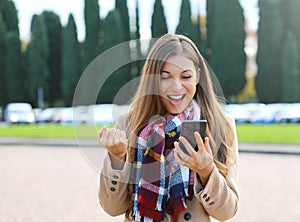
[160,55,199,114]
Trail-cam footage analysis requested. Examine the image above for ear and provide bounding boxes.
[196,68,200,83]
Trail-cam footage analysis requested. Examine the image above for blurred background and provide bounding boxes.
[1,1,300,222]
[0,0,299,127]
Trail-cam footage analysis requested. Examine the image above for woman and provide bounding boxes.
[98,34,239,222]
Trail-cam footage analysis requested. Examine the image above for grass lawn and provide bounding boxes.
[0,123,299,144]
[236,123,300,144]
[0,124,104,139]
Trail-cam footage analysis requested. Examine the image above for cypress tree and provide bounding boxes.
[134,0,143,77]
[283,0,300,49]
[83,0,100,67]
[1,0,22,104]
[115,0,132,94]
[42,11,62,105]
[283,0,300,92]
[26,15,49,106]
[206,0,215,59]
[115,0,130,41]
[135,0,140,41]
[61,14,81,106]
[0,15,5,106]
[206,0,246,101]
[132,0,144,78]
[1,0,18,34]
[255,0,284,103]
[151,0,168,38]
[4,32,23,102]
[99,9,131,104]
[195,12,204,55]
[175,0,198,43]
[0,0,7,10]
[281,32,300,102]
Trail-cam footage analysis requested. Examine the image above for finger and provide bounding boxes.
[174,141,190,164]
[178,136,194,155]
[117,130,128,145]
[174,142,182,162]
[194,131,205,154]
[107,128,119,145]
[99,128,110,147]
[203,137,212,155]
[98,126,108,138]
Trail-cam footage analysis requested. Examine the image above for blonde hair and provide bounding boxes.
[127,33,235,178]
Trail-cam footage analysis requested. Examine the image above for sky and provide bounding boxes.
[13,0,259,41]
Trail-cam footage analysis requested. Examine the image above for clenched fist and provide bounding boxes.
[98,126,128,161]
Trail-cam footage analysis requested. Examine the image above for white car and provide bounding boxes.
[4,102,35,124]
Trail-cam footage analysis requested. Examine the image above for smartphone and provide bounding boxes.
[179,120,207,153]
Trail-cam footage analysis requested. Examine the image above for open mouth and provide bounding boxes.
[167,95,186,105]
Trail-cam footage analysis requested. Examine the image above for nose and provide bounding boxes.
[171,78,183,91]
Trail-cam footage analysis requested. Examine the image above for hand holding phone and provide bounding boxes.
[179,120,207,153]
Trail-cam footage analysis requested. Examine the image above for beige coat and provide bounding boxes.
[98,114,239,222]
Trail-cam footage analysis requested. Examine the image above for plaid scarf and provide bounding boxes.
[132,101,200,222]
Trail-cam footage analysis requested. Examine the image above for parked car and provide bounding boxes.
[249,104,282,124]
[278,103,300,123]
[0,106,3,121]
[36,107,64,123]
[226,103,265,123]
[4,102,35,124]
[225,104,252,123]
[52,106,88,125]
[86,104,118,125]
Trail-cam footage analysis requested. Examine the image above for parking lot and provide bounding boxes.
[0,144,300,222]
[1,102,300,126]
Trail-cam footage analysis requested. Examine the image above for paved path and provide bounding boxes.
[1,137,300,154]
[0,144,300,221]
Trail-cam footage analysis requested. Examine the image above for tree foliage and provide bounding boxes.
[206,0,246,100]
[83,0,100,67]
[134,0,143,77]
[151,0,168,38]
[281,32,300,102]
[282,0,300,98]
[3,0,298,105]
[115,0,130,41]
[26,15,49,105]
[0,15,5,105]
[1,0,22,105]
[99,9,131,104]
[42,11,62,105]
[4,32,23,102]
[61,14,81,106]
[115,0,132,96]
[255,0,284,103]
[1,0,18,34]
[175,0,198,44]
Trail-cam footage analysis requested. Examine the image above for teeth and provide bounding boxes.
[169,95,183,100]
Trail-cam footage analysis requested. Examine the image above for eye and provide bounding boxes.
[181,70,194,79]
[161,75,169,80]
[160,71,170,80]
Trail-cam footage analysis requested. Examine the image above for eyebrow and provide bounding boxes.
[161,69,193,74]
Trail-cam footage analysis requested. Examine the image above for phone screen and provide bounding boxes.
[179,120,207,153]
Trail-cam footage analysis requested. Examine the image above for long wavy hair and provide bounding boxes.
[126,33,235,178]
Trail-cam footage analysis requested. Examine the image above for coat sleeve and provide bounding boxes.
[98,114,131,216]
[193,115,239,221]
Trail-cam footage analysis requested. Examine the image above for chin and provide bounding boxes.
[167,106,185,114]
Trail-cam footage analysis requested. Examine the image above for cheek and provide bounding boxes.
[160,80,171,94]
[184,80,197,96]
